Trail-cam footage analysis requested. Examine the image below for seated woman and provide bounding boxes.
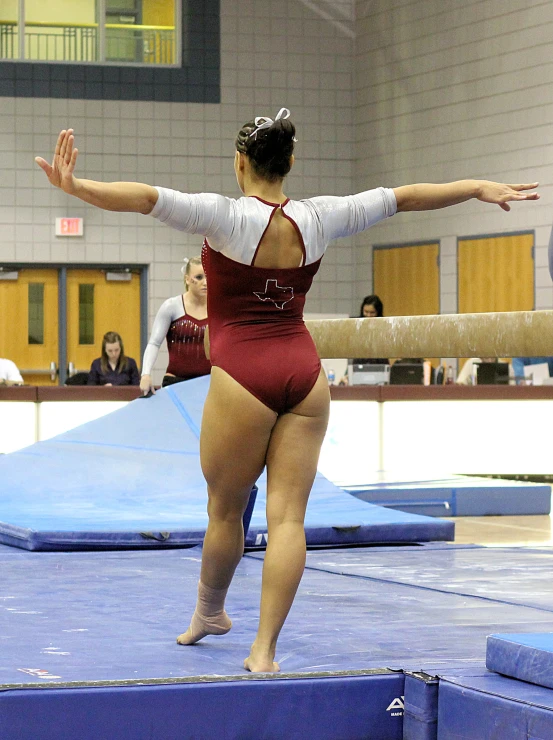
[87,331,140,386]
[353,294,389,365]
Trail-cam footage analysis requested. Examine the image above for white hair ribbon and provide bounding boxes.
[248,108,291,139]
[180,257,190,275]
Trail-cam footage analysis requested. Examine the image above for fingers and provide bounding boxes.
[34,156,52,177]
[64,133,74,165]
[58,129,74,162]
[67,147,78,175]
[54,130,66,159]
[507,191,540,202]
[508,183,539,191]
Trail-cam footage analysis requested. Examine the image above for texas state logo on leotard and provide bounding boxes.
[253,279,294,310]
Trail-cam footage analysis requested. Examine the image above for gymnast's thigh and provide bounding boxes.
[200,366,277,497]
[265,368,330,523]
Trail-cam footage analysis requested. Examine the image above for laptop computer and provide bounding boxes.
[389,363,424,385]
[348,363,390,386]
[476,362,509,385]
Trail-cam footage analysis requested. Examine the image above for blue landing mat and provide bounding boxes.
[346,476,551,517]
[293,545,553,613]
[438,671,553,740]
[487,632,553,690]
[4,545,553,739]
[4,546,553,687]
[0,376,453,550]
[0,673,404,740]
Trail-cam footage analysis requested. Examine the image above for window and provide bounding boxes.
[78,284,94,345]
[0,0,179,66]
[28,282,44,345]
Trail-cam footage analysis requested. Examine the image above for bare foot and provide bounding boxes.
[176,610,232,646]
[243,643,280,673]
[243,656,280,673]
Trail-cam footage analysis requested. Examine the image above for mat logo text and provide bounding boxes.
[386,696,404,717]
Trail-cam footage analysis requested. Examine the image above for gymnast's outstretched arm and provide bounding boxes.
[35,129,158,214]
[393,180,539,213]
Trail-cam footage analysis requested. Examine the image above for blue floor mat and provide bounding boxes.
[3,545,553,740]
[3,545,553,688]
[291,545,553,612]
[0,673,405,740]
[487,632,553,690]
[346,476,551,517]
[438,671,553,739]
[0,377,453,550]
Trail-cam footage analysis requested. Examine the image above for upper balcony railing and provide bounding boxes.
[0,20,176,65]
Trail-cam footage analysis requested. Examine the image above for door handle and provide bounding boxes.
[19,367,58,376]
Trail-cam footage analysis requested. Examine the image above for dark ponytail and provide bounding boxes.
[235,112,296,183]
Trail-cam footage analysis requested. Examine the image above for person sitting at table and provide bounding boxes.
[353,294,389,365]
[0,356,23,385]
[87,331,140,386]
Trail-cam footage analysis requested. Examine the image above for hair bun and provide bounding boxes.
[235,109,296,183]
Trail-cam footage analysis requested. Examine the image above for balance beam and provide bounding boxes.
[305,311,553,359]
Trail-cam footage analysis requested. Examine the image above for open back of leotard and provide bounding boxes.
[150,186,398,413]
[203,197,322,412]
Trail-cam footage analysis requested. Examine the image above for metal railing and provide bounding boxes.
[0,20,176,65]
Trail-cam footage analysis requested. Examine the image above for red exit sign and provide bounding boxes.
[55,217,83,236]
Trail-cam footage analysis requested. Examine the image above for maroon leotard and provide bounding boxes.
[203,243,322,414]
[166,311,210,380]
[151,185,397,411]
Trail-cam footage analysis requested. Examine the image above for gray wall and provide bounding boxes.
[2,0,552,380]
[354,0,553,322]
[0,0,355,380]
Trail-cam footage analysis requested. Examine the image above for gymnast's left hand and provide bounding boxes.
[477,181,540,211]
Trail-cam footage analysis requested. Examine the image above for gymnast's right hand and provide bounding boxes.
[140,374,156,396]
[35,129,78,195]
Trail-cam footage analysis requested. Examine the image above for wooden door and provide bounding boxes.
[458,233,534,372]
[66,269,141,374]
[458,233,534,313]
[0,268,59,385]
[373,243,440,317]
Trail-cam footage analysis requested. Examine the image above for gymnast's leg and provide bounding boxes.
[244,369,330,673]
[177,367,277,645]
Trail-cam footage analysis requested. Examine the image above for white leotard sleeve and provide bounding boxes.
[308,187,397,243]
[141,295,185,376]
[150,187,235,249]
[150,186,397,266]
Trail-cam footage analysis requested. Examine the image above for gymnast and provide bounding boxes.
[36,112,539,673]
[140,256,210,396]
